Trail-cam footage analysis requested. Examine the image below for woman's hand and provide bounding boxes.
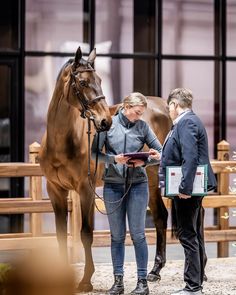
[149,148,161,160]
[114,154,130,165]
[127,159,145,168]
[114,154,145,167]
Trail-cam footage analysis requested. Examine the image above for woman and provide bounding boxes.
[91,92,162,295]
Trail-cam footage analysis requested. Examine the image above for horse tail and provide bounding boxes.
[171,200,179,238]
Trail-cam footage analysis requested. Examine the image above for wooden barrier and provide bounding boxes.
[0,142,84,263]
[0,141,235,262]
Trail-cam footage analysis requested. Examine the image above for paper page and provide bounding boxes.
[166,165,207,196]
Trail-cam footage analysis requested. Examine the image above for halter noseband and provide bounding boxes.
[71,66,105,119]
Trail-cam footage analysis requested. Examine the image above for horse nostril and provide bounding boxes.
[100,119,109,131]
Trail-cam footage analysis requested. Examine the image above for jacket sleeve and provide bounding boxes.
[91,132,116,164]
[144,125,163,166]
[177,119,198,195]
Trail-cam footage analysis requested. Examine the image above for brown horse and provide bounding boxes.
[109,98,172,282]
[39,47,112,292]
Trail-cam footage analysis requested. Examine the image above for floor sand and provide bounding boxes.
[74,257,236,295]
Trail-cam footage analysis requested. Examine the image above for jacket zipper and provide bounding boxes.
[123,131,127,178]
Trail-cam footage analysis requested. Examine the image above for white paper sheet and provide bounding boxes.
[166,165,207,196]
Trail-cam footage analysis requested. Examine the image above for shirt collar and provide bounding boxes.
[118,109,136,128]
[173,109,191,125]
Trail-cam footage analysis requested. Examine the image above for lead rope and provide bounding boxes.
[86,117,133,215]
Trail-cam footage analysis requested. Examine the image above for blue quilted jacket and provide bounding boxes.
[91,110,162,184]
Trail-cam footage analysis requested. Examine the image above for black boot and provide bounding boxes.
[108,275,124,295]
[130,278,149,295]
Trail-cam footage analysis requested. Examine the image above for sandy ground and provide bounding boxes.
[74,257,236,295]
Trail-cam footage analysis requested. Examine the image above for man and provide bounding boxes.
[151,88,216,295]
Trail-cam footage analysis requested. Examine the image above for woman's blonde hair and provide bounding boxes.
[123,92,147,108]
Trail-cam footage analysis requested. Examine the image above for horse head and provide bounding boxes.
[63,47,112,132]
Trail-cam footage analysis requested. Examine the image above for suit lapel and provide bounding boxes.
[162,125,175,149]
[162,111,194,150]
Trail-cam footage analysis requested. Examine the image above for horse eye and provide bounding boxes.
[79,80,87,87]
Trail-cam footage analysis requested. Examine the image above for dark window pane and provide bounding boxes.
[163,0,214,55]
[133,59,156,95]
[95,0,133,53]
[162,60,214,157]
[0,65,11,199]
[26,0,83,52]
[0,1,19,50]
[227,0,236,56]
[133,0,156,54]
[0,65,11,153]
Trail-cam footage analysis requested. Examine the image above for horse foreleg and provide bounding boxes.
[47,181,68,260]
[76,188,95,292]
[148,189,168,282]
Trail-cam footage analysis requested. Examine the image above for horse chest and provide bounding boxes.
[56,168,75,190]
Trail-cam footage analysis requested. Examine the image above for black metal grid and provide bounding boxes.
[1,0,236,162]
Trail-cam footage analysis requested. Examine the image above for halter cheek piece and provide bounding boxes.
[70,66,105,119]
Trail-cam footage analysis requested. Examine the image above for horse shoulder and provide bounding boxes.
[145,96,171,144]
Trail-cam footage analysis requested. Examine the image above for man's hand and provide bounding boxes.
[149,148,161,160]
[178,193,191,199]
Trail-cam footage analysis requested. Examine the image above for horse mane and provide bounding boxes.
[56,58,74,81]
[109,104,122,116]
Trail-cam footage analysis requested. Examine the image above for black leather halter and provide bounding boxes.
[70,65,105,119]
[71,65,129,215]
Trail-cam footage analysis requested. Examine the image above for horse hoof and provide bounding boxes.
[76,282,93,292]
[203,274,208,282]
[147,272,161,282]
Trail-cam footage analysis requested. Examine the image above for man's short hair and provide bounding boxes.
[167,88,193,108]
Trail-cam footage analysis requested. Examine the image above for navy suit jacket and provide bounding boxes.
[160,111,217,196]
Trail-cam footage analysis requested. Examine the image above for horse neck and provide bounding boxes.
[46,85,86,148]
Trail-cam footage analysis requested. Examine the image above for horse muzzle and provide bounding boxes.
[96,118,112,132]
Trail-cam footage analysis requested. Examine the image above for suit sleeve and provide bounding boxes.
[177,119,198,195]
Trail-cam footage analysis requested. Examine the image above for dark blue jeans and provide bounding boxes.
[104,182,149,279]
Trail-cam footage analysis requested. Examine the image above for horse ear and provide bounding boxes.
[74,46,82,66]
[87,48,96,65]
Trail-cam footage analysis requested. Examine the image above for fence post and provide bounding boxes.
[217,140,230,257]
[29,142,42,237]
